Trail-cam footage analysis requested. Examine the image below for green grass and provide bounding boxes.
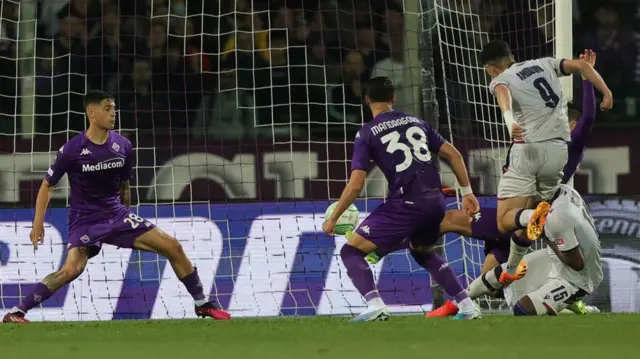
[1,314,638,358]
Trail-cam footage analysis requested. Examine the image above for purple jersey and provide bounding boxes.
[562,80,596,183]
[351,110,446,199]
[45,131,133,229]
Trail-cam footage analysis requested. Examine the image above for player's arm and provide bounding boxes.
[120,143,134,208]
[33,179,54,230]
[572,80,596,144]
[427,125,479,213]
[120,180,131,208]
[330,169,366,223]
[543,214,585,271]
[492,84,516,135]
[560,58,612,110]
[545,237,584,272]
[572,51,597,143]
[329,131,369,223]
[32,147,69,249]
[438,142,472,190]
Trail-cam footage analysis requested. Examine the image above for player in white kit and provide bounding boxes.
[480,40,612,285]
[466,184,603,315]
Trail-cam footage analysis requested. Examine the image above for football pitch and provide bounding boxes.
[1,314,638,359]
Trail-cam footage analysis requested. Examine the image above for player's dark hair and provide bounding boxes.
[85,90,114,108]
[480,40,513,65]
[366,77,395,103]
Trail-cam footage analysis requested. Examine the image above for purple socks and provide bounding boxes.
[16,283,54,313]
[179,267,206,302]
[16,269,207,314]
[511,234,533,248]
[411,251,468,303]
[340,244,378,298]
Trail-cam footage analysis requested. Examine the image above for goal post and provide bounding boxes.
[402,0,423,117]
[555,0,573,101]
[18,0,37,139]
[432,0,572,309]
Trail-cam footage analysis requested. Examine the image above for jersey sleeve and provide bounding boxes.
[489,76,509,96]
[571,80,596,145]
[541,57,569,77]
[544,210,580,252]
[425,124,446,154]
[44,145,70,186]
[121,143,134,181]
[351,130,371,172]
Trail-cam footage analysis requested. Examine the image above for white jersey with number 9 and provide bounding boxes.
[489,57,570,143]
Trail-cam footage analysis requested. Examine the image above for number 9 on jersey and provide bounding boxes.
[324,202,359,235]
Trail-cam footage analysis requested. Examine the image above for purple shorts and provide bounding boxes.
[470,207,510,264]
[68,210,155,251]
[355,191,445,255]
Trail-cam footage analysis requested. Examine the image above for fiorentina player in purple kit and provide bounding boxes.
[3,90,231,323]
[322,77,482,321]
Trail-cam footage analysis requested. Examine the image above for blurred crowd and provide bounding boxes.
[0,0,637,139]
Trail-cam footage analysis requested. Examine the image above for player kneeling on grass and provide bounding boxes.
[322,77,481,322]
[3,90,231,323]
[464,184,603,316]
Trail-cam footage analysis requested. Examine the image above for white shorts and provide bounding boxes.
[525,276,583,314]
[498,140,568,200]
[504,249,586,315]
[504,249,552,305]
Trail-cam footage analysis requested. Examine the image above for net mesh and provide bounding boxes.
[434,0,558,311]
[0,0,565,320]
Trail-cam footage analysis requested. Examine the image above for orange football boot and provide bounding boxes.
[527,201,552,241]
[425,300,459,318]
[498,261,528,286]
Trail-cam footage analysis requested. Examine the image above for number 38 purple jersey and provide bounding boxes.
[351,110,448,253]
[351,110,446,199]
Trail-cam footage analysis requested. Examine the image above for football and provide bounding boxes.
[324,202,359,235]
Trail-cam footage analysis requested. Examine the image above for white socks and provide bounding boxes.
[367,296,386,309]
[517,209,534,228]
[466,267,502,300]
[455,297,476,312]
[195,299,208,307]
[11,306,25,314]
[506,240,529,275]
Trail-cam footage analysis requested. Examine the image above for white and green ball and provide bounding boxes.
[324,202,359,235]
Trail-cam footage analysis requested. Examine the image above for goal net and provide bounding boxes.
[433,0,572,310]
[0,0,570,321]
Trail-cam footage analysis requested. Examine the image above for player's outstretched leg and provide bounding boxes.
[495,202,549,286]
[439,209,474,237]
[495,180,535,270]
[3,247,93,323]
[340,233,389,322]
[426,252,510,318]
[467,262,527,300]
[133,228,231,320]
[410,247,481,320]
[498,233,531,285]
[427,208,512,318]
[497,197,537,284]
